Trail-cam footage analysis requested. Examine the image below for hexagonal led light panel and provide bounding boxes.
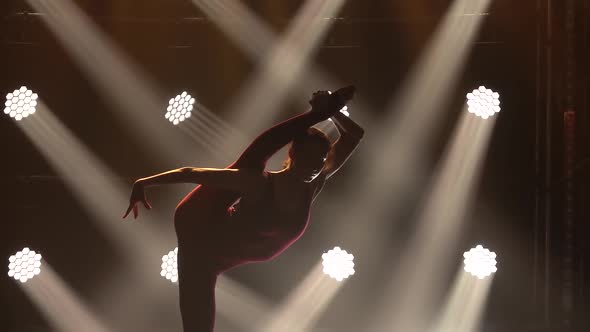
[321,246,355,282]
[463,245,498,279]
[466,86,501,119]
[165,91,195,125]
[160,247,178,283]
[7,247,42,283]
[4,86,39,121]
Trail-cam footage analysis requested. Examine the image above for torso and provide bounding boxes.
[268,171,315,213]
[236,171,318,230]
[229,171,323,256]
[174,170,326,270]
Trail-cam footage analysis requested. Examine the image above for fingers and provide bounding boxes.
[123,200,151,220]
[123,204,133,219]
[143,200,152,210]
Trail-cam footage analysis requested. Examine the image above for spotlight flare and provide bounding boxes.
[466,86,500,119]
[463,245,497,279]
[321,246,355,282]
[4,86,39,121]
[165,91,195,126]
[7,247,42,283]
[160,247,178,283]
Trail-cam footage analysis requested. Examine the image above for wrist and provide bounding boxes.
[308,107,333,121]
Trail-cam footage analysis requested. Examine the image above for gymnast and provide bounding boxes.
[124,86,363,331]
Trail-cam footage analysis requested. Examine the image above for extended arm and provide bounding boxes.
[232,86,355,170]
[123,167,262,219]
[322,111,365,179]
[139,167,261,190]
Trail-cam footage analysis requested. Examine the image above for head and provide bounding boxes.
[284,128,331,182]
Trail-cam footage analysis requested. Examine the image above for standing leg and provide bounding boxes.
[174,184,238,332]
[177,244,218,332]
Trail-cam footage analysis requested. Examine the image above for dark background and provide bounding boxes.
[0,0,588,331]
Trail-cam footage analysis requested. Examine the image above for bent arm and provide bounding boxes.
[138,167,262,192]
[232,109,337,170]
[332,111,365,139]
[323,112,365,179]
[233,86,354,170]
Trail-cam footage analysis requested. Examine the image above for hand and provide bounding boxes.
[123,180,152,219]
[309,90,332,109]
[309,85,355,116]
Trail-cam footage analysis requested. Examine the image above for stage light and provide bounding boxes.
[463,245,497,279]
[160,247,178,283]
[7,247,42,283]
[321,246,355,282]
[4,86,39,121]
[466,86,500,119]
[165,91,195,126]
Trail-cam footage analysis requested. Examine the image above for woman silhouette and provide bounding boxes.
[124,86,363,331]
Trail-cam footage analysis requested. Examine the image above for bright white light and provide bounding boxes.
[466,86,501,119]
[7,247,42,283]
[165,91,195,126]
[321,246,355,282]
[160,247,178,283]
[463,245,497,279]
[339,106,350,117]
[327,90,351,116]
[4,86,39,121]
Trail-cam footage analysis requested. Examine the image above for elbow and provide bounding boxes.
[178,167,200,183]
[179,167,195,173]
[356,128,365,140]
